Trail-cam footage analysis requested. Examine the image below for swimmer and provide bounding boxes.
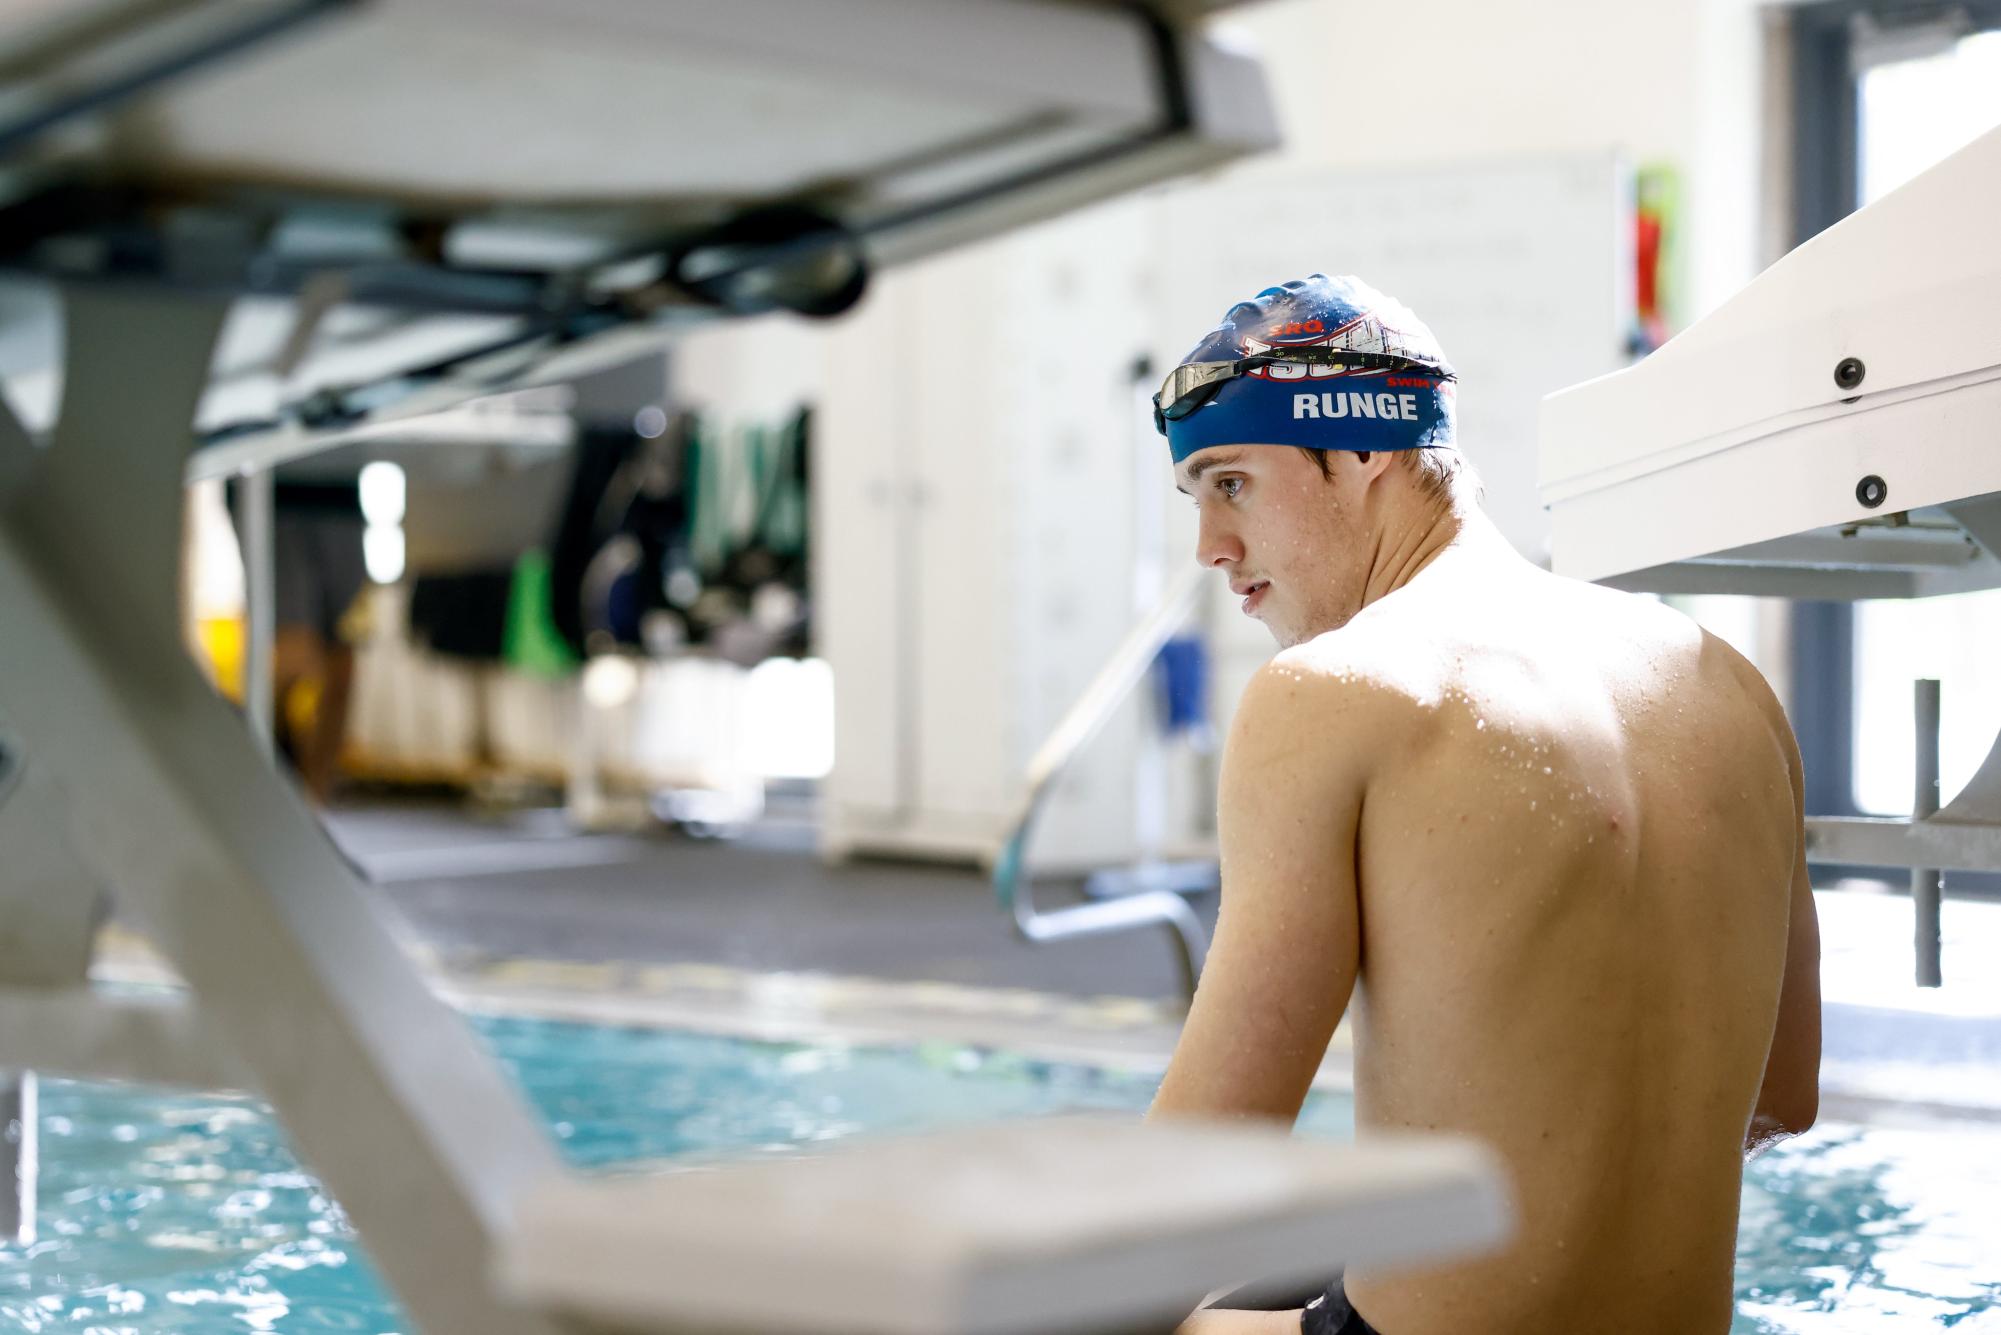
[1146,276,1820,1335]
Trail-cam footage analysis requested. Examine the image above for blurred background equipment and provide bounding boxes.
[0,0,1280,834]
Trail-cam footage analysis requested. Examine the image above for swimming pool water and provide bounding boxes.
[1,1012,1996,1334]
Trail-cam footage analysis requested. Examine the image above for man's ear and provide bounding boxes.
[1349,450,1398,486]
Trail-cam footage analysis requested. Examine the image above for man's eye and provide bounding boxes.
[1217,477,1243,499]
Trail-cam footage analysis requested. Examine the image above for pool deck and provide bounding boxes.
[94,796,2001,1121]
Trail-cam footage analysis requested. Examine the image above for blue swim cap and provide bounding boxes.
[1164,274,1456,465]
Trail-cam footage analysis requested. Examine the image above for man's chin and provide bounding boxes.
[1269,611,1344,649]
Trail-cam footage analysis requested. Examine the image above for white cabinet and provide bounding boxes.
[817,199,1184,871]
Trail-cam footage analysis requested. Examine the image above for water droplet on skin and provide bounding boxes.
[1475,718,1487,730]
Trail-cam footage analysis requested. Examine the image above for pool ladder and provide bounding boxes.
[992,565,1211,1001]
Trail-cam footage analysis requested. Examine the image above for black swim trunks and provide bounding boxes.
[1211,1274,1382,1335]
[1300,1279,1380,1335]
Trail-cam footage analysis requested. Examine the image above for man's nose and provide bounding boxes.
[1194,509,1243,569]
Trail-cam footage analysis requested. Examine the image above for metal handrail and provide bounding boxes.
[992,564,1211,1000]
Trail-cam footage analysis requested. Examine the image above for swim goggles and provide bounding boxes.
[1151,348,1457,435]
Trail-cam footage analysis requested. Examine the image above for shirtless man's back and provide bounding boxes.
[1336,554,1805,1333]
[1147,276,1820,1335]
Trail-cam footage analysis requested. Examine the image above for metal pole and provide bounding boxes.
[234,268,353,764]
[0,751,34,1248]
[238,467,276,759]
[1,1070,35,1247]
[1913,678,1942,988]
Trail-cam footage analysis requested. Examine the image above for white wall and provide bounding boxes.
[1214,0,1767,319]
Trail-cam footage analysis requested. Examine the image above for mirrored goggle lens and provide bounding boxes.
[1156,363,1233,421]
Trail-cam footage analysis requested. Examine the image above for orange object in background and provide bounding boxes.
[285,675,324,741]
[196,615,246,704]
[1632,165,1679,355]
[195,615,323,725]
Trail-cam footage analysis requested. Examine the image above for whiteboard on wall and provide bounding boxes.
[1150,151,1635,568]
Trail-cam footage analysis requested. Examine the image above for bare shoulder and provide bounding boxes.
[1609,587,1802,791]
[1608,584,1789,720]
[1229,626,1428,765]
[1215,634,1403,887]
[1688,620,1803,793]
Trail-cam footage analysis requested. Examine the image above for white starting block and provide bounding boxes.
[505,1120,1508,1335]
[1540,124,2001,599]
